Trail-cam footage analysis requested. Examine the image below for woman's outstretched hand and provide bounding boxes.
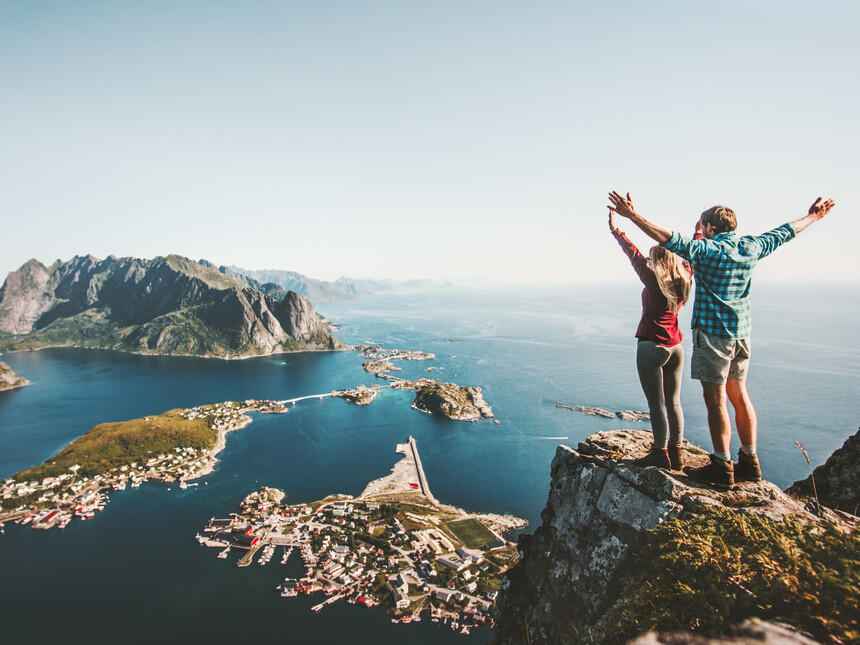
[608,207,618,233]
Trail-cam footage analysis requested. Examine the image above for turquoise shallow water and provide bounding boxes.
[1,284,858,643]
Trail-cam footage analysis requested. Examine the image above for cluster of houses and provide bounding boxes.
[201,491,510,634]
[0,399,286,529]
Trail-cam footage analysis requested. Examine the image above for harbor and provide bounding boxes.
[198,437,525,634]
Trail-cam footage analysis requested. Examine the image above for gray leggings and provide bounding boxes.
[636,340,685,449]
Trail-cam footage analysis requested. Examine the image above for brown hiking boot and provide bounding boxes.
[683,454,734,489]
[668,445,683,470]
[735,450,763,482]
[632,448,671,469]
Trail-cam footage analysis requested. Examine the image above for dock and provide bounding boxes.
[408,436,438,505]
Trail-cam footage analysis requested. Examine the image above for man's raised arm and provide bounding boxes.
[607,191,672,243]
[791,197,835,234]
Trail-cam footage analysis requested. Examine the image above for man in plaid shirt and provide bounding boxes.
[608,191,834,488]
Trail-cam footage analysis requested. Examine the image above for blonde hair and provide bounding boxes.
[648,246,692,312]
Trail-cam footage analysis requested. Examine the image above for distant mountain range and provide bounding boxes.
[222,266,446,303]
[0,255,344,358]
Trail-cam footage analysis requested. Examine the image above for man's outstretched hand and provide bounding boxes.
[608,191,641,220]
[790,197,835,234]
[808,197,835,221]
[606,190,671,243]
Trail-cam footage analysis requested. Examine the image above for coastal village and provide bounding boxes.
[0,399,289,529]
[0,344,526,635]
[197,437,524,635]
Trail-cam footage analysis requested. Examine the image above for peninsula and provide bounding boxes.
[0,360,29,391]
[198,437,525,634]
[0,399,287,527]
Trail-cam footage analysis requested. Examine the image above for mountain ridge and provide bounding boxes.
[0,254,344,358]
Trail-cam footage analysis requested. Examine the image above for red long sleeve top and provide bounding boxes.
[614,229,689,347]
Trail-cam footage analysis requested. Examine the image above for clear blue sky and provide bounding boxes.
[2,1,857,283]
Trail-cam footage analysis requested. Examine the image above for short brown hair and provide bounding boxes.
[701,205,737,233]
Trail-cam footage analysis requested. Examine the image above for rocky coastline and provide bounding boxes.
[0,361,29,391]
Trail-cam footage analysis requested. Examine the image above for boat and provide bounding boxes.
[217,547,230,559]
[279,578,299,597]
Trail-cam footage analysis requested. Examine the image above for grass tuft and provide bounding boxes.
[579,506,859,644]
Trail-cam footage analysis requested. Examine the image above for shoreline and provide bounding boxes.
[185,414,254,481]
[0,343,356,362]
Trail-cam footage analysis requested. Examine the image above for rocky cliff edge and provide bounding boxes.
[493,430,857,644]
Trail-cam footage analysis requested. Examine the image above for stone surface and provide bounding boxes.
[629,618,822,644]
[494,430,823,645]
[787,427,860,516]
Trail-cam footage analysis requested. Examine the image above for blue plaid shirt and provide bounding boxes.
[662,223,796,339]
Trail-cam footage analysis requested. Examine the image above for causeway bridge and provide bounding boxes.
[276,392,335,406]
[409,435,439,505]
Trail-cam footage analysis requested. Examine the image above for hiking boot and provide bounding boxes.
[632,448,671,469]
[683,454,734,489]
[668,445,683,471]
[735,450,763,483]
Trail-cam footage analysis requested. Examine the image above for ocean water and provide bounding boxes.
[1,284,857,644]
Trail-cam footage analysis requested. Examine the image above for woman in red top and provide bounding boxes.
[610,210,695,470]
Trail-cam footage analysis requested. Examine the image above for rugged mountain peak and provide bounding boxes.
[0,259,53,334]
[0,254,343,358]
[494,430,842,644]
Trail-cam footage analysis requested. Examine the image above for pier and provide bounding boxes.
[408,436,438,505]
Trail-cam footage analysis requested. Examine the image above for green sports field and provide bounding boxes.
[445,518,497,549]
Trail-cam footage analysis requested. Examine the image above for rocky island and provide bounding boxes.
[0,254,343,358]
[356,344,495,421]
[0,360,29,391]
[333,385,379,405]
[412,381,494,421]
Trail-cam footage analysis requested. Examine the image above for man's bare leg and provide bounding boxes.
[701,381,732,456]
[726,377,757,450]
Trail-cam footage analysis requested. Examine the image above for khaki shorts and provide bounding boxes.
[690,327,751,384]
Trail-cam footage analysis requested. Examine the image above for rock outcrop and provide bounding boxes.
[0,255,344,358]
[0,361,29,391]
[630,618,821,645]
[494,430,843,644]
[615,410,650,422]
[412,381,494,421]
[788,427,860,515]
